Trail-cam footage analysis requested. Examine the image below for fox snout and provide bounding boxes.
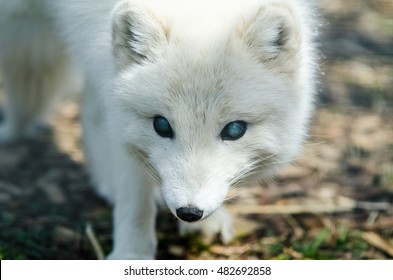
[176,207,204,222]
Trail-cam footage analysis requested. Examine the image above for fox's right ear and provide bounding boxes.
[112,1,169,70]
[238,3,303,72]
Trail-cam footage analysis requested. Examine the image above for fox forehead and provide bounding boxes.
[117,47,292,124]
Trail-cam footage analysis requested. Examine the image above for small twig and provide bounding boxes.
[364,216,393,230]
[320,216,337,237]
[366,211,379,226]
[356,201,391,211]
[362,231,393,257]
[228,196,390,215]
[284,247,304,260]
[85,223,105,260]
[285,215,304,239]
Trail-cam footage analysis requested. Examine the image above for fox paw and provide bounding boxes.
[179,207,234,244]
[107,251,154,260]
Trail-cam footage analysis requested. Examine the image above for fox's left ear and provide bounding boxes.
[111,1,169,70]
[238,3,303,71]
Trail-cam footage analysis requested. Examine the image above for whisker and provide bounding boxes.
[228,152,279,188]
[262,151,322,167]
[127,145,162,184]
[303,140,326,146]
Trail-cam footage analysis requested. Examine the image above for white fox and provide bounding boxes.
[0,0,318,259]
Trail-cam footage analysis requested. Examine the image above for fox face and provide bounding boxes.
[110,0,316,221]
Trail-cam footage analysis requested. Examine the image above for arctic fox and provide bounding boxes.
[0,0,317,259]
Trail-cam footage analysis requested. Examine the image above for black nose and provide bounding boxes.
[176,207,204,222]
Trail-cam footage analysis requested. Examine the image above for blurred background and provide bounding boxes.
[0,0,392,259]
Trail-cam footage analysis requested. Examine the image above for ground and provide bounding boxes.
[0,0,392,260]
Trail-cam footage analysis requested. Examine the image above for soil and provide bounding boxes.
[0,0,392,259]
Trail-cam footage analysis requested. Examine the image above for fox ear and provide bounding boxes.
[112,2,168,69]
[239,4,302,70]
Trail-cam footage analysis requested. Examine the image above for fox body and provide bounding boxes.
[0,0,317,259]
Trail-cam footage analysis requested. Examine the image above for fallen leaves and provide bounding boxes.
[361,232,393,257]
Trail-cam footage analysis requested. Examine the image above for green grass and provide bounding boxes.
[259,226,371,260]
[293,228,331,259]
[335,227,369,258]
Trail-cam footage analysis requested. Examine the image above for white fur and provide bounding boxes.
[179,207,234,244]
[0,0,318,259]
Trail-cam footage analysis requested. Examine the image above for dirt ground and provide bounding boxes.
[0,0,392,260]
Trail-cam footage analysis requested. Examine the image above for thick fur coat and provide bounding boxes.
[0,0,318,259]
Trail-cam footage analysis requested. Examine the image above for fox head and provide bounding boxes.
[110,0,316,222]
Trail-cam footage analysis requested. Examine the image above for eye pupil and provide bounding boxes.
[220,120,247,141]
[153,116,174,138]
[156,118,169,131]
[228,123,242,137]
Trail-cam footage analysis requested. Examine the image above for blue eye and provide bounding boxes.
[220,121,247,141]
[153,115,174,138]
